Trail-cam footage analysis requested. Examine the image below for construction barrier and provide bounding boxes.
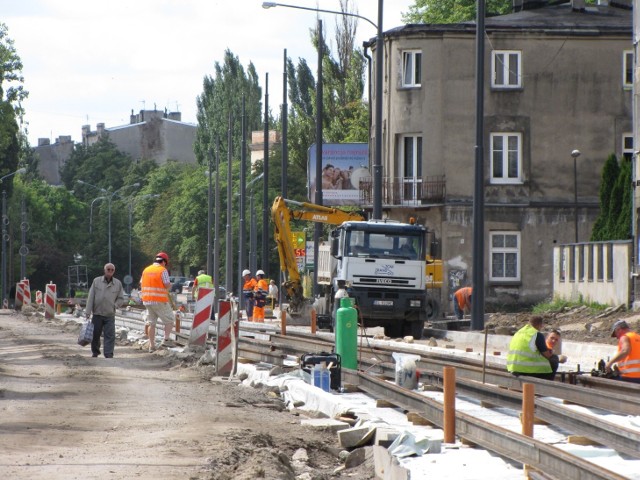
[15,281,24,308]
[189,287,213,346]
[22,279,31,306]
[216,299,239,376]
[45,283,56,319]
[36,290,43,305]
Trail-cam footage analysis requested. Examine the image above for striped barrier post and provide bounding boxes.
[216,299,239,376]
[189,287,213,346]
[45,283,56,319]
[22,279,31,306]
[15,281,24,308]
[36,291,43,305]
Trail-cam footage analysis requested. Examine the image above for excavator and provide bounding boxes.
[272,196,434,338]
[272,196,364,317]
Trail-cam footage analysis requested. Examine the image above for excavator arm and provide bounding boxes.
[271,196,364,315]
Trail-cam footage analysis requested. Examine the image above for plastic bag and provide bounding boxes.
[392,352,420,390]
[77,320,94,347]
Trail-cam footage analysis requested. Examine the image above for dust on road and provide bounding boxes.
[0,311,372,480]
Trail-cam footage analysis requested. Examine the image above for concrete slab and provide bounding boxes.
[301,418,350,432]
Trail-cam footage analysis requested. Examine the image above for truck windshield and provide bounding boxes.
[345,230,424,260]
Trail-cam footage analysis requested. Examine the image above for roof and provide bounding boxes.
[382,3,631,41]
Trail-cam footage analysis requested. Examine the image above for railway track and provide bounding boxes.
[111,309,639,479]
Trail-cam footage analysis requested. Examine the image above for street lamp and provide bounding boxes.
[262,0,384,220]
[571,149,581,243]
[78,180,140,262]
[248,173,265,274]
[1,167,26,306]
[89,196,106,234]
[128,194,159,293]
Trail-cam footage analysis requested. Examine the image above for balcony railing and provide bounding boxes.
[359,175,446,207]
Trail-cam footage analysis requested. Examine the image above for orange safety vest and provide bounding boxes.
[141,264,169,303]
[243,277,257,296]
[617,331,640,379]
[454,287,472,310]
[254,278,269,299]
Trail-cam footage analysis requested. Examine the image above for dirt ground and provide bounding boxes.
[0,310,375,480]
[484,305,640,344]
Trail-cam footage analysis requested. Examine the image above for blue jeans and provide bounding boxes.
[91,315,115,358]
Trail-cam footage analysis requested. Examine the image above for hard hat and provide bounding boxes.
[256,269,265,276]
[242,269,251,276]
[155,252,169,264]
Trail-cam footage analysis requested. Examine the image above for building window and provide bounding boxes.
[492,50,521,88]
[623,133,634,161]
[490,231,520,281]
[402,51,422,87]
[399,134,423,201]
[490,133,522,184]
[623,50,633,88]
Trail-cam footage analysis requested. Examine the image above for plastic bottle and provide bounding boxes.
[321,364,331,392]
[313,363,322,389]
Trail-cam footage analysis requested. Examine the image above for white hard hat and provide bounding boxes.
[256,270,265,276]
[242,269,251,276]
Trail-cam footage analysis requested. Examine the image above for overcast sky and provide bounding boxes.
[2,0,414,145]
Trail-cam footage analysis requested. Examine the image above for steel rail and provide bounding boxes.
[343,369,630,480]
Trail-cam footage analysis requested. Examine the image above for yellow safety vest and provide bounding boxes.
[507,324,552,374]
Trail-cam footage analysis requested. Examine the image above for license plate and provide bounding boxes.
[374,300,393,306]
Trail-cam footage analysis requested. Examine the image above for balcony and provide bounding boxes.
[359,175,446,207]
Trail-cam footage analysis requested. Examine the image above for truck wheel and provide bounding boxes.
[384,323,402,339]
[426,297,440,321]
[403,320,425,340]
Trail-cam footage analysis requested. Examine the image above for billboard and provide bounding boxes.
[308,143,370,206]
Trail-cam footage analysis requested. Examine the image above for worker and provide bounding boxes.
[253,270,269,323]
[507,316,555,380]
[605,320,640,384]
[545,329,568,374]
[453,286,472,319]
[267,279,279,308]
[193,269,213,301]
[140,252,175,352]
[242,269,257,322]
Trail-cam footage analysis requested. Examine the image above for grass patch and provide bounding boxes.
[532,296,608,314]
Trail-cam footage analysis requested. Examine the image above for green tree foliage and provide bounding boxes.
[0,23,28,191]
[591,154,631,241]
[403,0,512,24]
[195,49,263,167]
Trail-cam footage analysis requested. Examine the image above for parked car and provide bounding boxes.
[169,276,188,293]
[183,282,228,301]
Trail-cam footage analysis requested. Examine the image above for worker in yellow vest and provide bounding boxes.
[193,269,213,301]
[253,270,269,323]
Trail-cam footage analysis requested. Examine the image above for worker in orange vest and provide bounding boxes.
[140,252,175,352]
[453,286,472,319]
[606,320,640,384]
[242,269,257,322]
[253,270,269,323]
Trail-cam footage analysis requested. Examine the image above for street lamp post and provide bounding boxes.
[1,167,26,306]
[89,196,106,234]
[248,173,265,274]
[572,149,581,243]
[128,194,159,293]
[262,0,383,219]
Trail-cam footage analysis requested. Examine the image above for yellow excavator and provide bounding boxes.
[272,196,363,316]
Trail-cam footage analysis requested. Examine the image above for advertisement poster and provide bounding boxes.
[308,143,370,206]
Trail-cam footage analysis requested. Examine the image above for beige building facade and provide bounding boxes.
[367,2,632,313]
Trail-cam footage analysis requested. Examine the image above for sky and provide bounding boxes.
[2,0,415,146]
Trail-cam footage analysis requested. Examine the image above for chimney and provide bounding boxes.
[38,138,50,146]
[167,111,182,121]
[58,135,72,144]
[97,123,105,135]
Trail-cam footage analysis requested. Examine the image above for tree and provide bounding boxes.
[591,153,621,241]
[0,23,28,191]
[403,0,512,24]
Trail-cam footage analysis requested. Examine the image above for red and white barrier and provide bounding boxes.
[45,283,56,319]
[35,290,43,305]
[22,279,31,306]
[15,281,24,308]
[189,287,213,346]
[216,299,239,376]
